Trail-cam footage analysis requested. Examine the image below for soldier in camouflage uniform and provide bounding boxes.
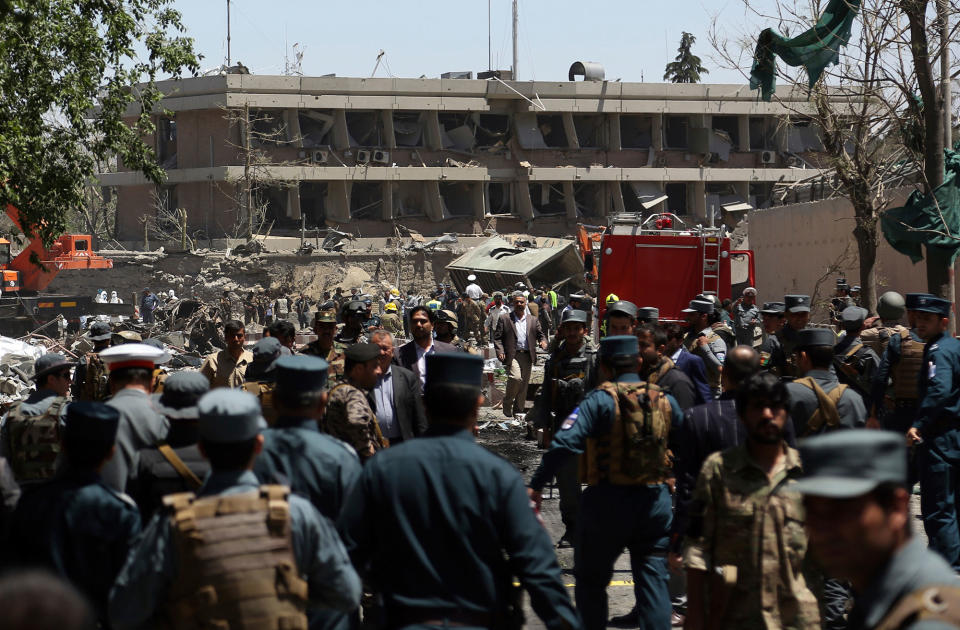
[301,308,345,384]
[322,343,386,462]
[435,309,473,353]
[337,301,368,346]
[72,321,112,401]
[683,372,820,630]
[757,302,785,374]
[458,292,485,345]
[1,353,74,485]
[775,295,812,378]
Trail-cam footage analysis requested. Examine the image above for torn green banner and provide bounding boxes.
[881,149,960,267]
[749,0,861,102]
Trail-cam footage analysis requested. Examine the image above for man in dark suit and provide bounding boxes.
[664,322,712,403]
[371,329,428,443]
[394,305,457,388]
[494,291,547,418]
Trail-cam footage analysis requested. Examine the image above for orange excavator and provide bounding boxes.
[0,203,113,293]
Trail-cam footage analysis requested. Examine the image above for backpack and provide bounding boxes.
[793,377,849,437]
[5,396,68,482]
[80,352,109,401]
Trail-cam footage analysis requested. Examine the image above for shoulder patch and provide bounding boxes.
[560,406,579,430]
[929,360,937,380]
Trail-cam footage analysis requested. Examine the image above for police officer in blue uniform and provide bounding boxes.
[254,355,362,520]
[10,401,141,626]
[796,430,960,629]
[338,352,580,630]
[906,295,960,571]
[109,389,361,629]
[529,335,682,630]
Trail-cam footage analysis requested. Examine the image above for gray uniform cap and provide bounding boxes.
[606,300,638,319]
[636,307,660,321]
[841,306,869,327]
[793,431,906,497]
[561,309,588,324]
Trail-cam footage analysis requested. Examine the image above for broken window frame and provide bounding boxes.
[663,115,690,150]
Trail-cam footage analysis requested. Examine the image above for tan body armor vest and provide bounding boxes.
[6,397,68,482]
[163,485,308,630]
[861,324,904,357]
[892,331,925,401]
[793,377,848,437]
[80,352,109,401]
[874,585,960,630]
[581,381,672,486]
[243,381,277,426]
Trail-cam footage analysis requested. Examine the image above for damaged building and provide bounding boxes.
[100,67,841,240]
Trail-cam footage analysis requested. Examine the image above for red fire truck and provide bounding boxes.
[589,213,755,322]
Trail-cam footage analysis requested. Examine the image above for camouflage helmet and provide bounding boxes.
[877,291,906,321]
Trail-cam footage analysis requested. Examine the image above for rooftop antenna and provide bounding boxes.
[512,0,519,79]
[226,0,231,67]
[488,0,492,71]
[371,49,385,78]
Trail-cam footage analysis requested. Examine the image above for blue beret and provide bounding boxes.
[784,295,811,313]
[912,294,952,317]
[905,292,935,310]
[425,353,483,389]
[275,355,328,392]
[793,431,906,497]
[600,335,639,357]
[64,401,120,442]
[197,389,266,443]
[797,328,835,348]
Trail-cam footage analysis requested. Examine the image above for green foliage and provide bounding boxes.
[0,0,199,246]
[663,32,709,83]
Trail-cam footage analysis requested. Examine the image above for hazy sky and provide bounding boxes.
[171,0,780,84]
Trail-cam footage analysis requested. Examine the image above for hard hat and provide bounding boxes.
[877,291,906,320]
[605,293,620,304]
[384,302,398,312]
[390,288,400,297]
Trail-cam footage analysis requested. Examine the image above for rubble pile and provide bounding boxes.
[0,336,48,406]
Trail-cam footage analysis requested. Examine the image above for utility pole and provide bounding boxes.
[226,0,232,67]
[512,0,519,80]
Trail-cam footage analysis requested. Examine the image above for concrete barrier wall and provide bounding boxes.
[748,189,959,321]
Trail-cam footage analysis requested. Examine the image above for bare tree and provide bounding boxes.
[710,0,960,314]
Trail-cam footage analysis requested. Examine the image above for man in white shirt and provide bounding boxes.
[464,274,483,301]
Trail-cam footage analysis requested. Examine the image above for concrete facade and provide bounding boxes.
[101,74,848,240]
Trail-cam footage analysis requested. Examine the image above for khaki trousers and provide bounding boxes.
[502,351,533,417]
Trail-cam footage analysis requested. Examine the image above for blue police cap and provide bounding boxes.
[345,343,381,363]
[912,295,952,317]
[796,328,835,348]
[251,337,282,363]
[905,292,935,310]
[425,353,483,389]
[599,335,639,357]
[637,307,659,321]
[681,299,714,314]
[34,353,73,381]
[275,354,329,392]
[784,295,811,313]
[154,371,210,420]
[197,389,266,443]
[561,309,588,325]
[606,300,638,319]
[841,306,869,326]
[793,431,906,498]
[64,401,120,443]
[760,301,785,315]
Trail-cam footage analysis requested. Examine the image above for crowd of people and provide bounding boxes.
[0,274,957,630]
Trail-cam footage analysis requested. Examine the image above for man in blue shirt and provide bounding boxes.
[529,336,681,630]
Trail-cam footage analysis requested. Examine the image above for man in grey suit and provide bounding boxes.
[371,330,428,443]
[99,343,172,493]
[494,291,546,418]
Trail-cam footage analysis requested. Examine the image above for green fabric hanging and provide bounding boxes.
[749,0,861,102]
[881,149,960,267]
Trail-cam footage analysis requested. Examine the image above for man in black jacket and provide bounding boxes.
[637,324,698,410]
[371,329,428,443]
[394,306,457,388]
